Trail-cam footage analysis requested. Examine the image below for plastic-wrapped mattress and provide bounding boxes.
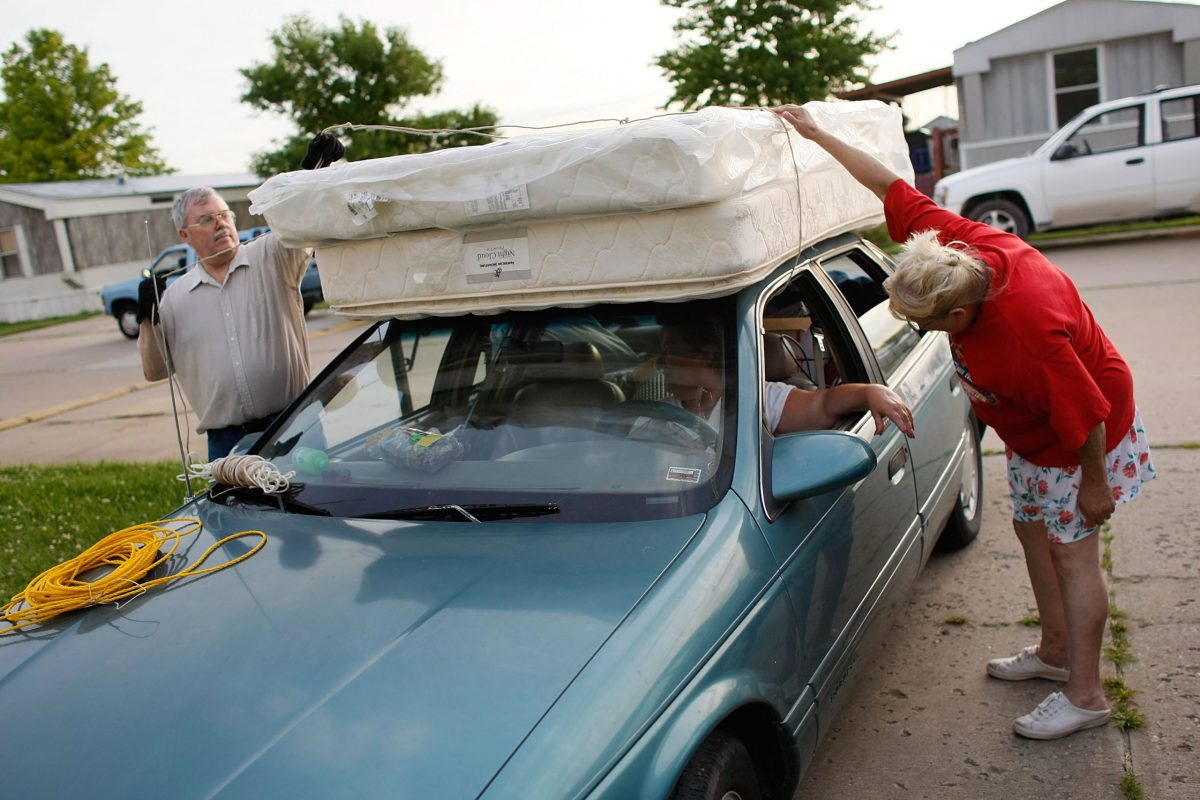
[249,101,913,318]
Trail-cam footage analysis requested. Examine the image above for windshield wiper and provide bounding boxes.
[209,485,332,516]
[358,503,560,523]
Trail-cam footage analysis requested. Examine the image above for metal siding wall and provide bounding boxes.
[979,53,1050,140]
[0,202,63,277]
[1104,33,1183,99]
[66,199,264,272]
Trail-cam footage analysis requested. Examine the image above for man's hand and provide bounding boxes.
[302,132,345,170]
[136,274,168,325]
[865,384,916,438]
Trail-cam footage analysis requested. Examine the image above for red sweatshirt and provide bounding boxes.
[884,180,1134,467]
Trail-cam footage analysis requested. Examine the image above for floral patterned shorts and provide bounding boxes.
[1007,410,1156,542]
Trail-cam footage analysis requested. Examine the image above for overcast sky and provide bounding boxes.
[0,0,1149,175]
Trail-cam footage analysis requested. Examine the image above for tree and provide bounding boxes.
[0,29,170,183]
[240,15,499,176]
[656,0,891,110]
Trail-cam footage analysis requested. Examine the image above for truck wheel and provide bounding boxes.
[969,199,1030,239]
[116,303,140,339]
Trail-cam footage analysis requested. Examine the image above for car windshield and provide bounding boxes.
[252,300,737,522]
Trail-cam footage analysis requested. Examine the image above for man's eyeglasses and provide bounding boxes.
[186,210,236,229]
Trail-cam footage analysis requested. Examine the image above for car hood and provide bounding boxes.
[937,153,1036,189]
[0,501,704,798]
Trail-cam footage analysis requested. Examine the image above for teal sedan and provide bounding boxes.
[0,232,981,799]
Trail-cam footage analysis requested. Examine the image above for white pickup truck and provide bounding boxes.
[934,84,1200,238]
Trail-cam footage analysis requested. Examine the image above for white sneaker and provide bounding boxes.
[987,645,1069,681]
[1014,692,1110,740]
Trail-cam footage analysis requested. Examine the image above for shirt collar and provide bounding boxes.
[182,244,248,292]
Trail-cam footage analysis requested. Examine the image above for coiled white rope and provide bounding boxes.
[180,454,295,494]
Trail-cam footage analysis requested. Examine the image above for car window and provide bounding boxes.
[1161,93,1199,142]
[1064,105,1144,155]
[819,251,921,380]
[256,301,737,522]
[761,268,869,403]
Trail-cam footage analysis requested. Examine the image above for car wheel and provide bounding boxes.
[938,415,983,551]
[969,198,1030,239]
[303,299,314,315]
[671,731,761,800]
[116,303,140,339]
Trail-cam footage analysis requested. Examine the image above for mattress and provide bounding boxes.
[252,101,914,317]
[315,173,883,319]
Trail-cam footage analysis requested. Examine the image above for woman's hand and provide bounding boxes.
[771,105,820,139]
[1077,477,1116,528]
[865,385,915,438]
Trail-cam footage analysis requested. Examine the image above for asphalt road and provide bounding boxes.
[1,235,1197,798]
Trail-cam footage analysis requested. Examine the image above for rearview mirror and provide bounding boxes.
[771,430,876,502]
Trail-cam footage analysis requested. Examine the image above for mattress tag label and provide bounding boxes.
[463,229,532,284]
[464,185,531,217]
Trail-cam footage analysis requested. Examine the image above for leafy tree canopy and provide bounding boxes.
[0,29,170,183]
[656,0,891,110]
[241,15,499,176]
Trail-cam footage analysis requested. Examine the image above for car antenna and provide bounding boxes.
[144,219,196,503]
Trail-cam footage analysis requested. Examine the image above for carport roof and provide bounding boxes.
[0,172,260,202]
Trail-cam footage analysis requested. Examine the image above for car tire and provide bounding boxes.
[116,303,140,339]
[670,731,762,800]
[303,299,314,315]
[969,198,1030,240]
[938,415,984,551]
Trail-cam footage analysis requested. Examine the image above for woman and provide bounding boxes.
[772,104,1154,740]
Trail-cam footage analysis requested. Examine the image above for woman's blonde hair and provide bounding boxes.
[884,230,993,320]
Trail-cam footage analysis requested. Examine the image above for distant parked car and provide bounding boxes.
[99,227,322,338]
[934,84,1200,238]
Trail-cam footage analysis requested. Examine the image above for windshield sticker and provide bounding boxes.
[666,466,703,483]
[463,228,532,284]
[464,184,531,216]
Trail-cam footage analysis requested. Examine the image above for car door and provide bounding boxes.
[1154,90,1200,215]
[1042,103,1154,227]
[817,245,968,562]
[753,263,922,740]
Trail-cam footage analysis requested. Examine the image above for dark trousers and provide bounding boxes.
[206,414,277,462]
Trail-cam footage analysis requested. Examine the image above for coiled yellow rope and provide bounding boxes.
[0,517,265,636]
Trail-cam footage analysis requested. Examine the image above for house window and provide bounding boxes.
[1161,94,1199,142]
[0,228,23,279]
[1053,48,1100,126]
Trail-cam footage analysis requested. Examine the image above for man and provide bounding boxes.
[139,134,344,460]
[772,104,1154,740]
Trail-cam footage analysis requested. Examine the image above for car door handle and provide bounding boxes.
[887,447,907,483]
[1125,157,1145,165]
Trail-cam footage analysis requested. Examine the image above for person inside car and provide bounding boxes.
[659,314,915,437]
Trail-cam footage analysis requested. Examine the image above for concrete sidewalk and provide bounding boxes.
[800,448,1198,799]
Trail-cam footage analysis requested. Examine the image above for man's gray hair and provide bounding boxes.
[172,187,221,230]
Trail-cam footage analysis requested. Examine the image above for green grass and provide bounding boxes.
[1118,771,1146,800]
[1031,214,1200,243]
[0,311,100,338]
[943,614,969,626]
[1019,614,1040,627]
[0,462,187,602]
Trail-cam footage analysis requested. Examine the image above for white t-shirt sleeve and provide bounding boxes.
[763,381,794,434]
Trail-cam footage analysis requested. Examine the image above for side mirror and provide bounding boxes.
[1051,143,1079,160]
[771,430,877,503]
